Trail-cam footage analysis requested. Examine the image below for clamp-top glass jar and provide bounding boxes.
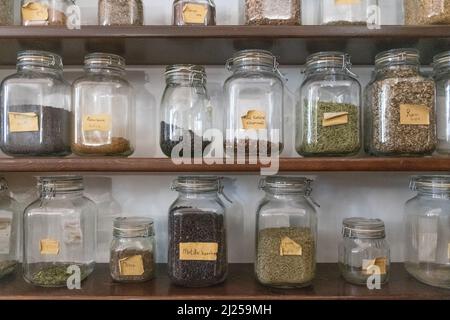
[338,218,390,286]
[168,176,227,287]
[98,0,144,26]
[23,176,97,287]
[404,0,450,25]
[255,176,318,288]
[160,65,213,158]
[245,0,301,25]
[364,49,437,156]
[173,0,216,26]
[21,0,74,26]
[433,52,450,154]
[297,52,361,157]
[72,53,135,157]
[224,50,284,158]
[319,0,375,25]
[0,50,71,157]
[404,176,450,289]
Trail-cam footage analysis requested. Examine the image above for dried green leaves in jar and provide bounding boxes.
[98,0,144,26]
[404,0,450,25]
[245,0,301,25]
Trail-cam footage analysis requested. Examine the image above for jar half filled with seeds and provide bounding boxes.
[297,52,361,157]
[433,52,450,154]
[245,0,301,25]
[110,217,155,283]
[255,176,318,288]
[173,0,216,26]
[364,49,436,156]
[168,176,227,287]
[319,0,375,25]
[0,0,14,25]
[98,0,144,26]
[21,0,74,26]
[404,0,450,25]
[338,218,390,286]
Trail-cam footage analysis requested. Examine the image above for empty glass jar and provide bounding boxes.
[404,0,450,25]
[255,176,318,288]
[297,52,361,157]
[173,0,216,26]
[98,0,144,26]
[160,65,213,158]
[338,218,390,286]
[245,0,301,25]
[72,53,135,157]
[433,52,450,154]
[21,0,73,26]
[23,176,97,287]
[0,0,14,25]
[319,0,374,25]
[0,50,71,157]
[405,176,450,289]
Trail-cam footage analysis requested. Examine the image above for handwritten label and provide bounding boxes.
[0,218,12,255]
[179,242,218,261]
[362,257,387,275]
[182,3,207,24]
[241,110,267,130]
[119,255,145,276]
[22,2,49,22]
[322,112,349,127]
[400,104,430,125]
[8,112,39,133]
[335,0,361,4]
[280,237,302,256]
[82,114,112,132]
[39,239,60,255]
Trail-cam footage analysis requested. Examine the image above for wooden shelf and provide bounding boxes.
[0,25,450,65]
[0,264,449,300]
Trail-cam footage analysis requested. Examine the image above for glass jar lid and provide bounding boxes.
[342,217,386,239]
[0,177,8,192]
[84,52,125,71]
[165,64,206,84]
[375,48,420,69]
[113,217,154,238]
[433,51,450,72]
[410,175,450,194]
[17,50,63,70]
[226,49,279,72]
[38,175,84,194]
[172,176,222,193]
[259,176,313,195]
[305,51,352,73]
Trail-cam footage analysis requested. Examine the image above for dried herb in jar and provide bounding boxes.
[72,137,133,156]
[404,0,450,25]
[0,260,17,279]
[98,0,144,26]
[30,263,90,286]
[225,140,284,158]
[245,0,301,25]
[0,0,13,25]
[110,248,154,282]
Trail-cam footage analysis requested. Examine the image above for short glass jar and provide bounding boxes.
[160,65,213,158]
[168,176,227,287]
[23,176,97,287]
[404,0,450,25]
[224,50,284,158]
[319,0,374,25]
[110,217,155,283]
[72,53,135,157]
[245,0,301,25]
[21,0,74,26]
[255,176,318,288]
[98,0,144,26]
[364,49,437,156]
[433,52,450,154]
[338,218,390,286]
[297,52,361,157]
[0,0,14,25]
[404,176,450,289]
[0,50,71,157]
[173,0,216,26]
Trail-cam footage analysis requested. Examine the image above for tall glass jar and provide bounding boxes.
[245,0,301,25]
[364,49,436,156]
[23,176,97,287]
[110,217,155,283]
[404,0,450,25]
[98,0,144,26]
[168,176,227,287]
[433,52,450,154]
[72,53,135,157]
[319,0,374,25]
[160,65,213,158]
[405,176,450,289]
[255,176,317,288]
[173,0,216,26]
[0,50,71,157]
[0,0,14,25]
[21,0,74,26]
[297,52,361,157]
[0,178,20,280]
[338,218,390,286]
[224,50,284,158]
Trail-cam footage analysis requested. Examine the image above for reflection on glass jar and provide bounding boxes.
[433,52,450,155]
[173,0,216,26]
[21,0,74,26]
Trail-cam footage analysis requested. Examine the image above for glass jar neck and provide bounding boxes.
[232,64,276,73]
[375,63,419,74]
[166,76,206,87]
[265,190,308,201]
[40,190,84,200]
[305,66,351,77]
[177,190,219,200]
[18,64,63,75]
[85,66,125,77]
[416,191,450,199]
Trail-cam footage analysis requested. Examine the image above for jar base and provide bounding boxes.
[405,263,450,289]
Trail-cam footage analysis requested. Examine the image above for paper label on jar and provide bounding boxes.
[400,104,430,125]
[322,112,349,127]
[0,216,12,255]
[182,3,207,24]
[362,257,387,275]
[179,242,218,261]
[119,255,145,276]
[39,239,60,255]
[335,0,361,5]
[22,2,49,22]
[82,114,112,132]
[279,237,302,256]
[241,110,267,130]
[8,112,39,133]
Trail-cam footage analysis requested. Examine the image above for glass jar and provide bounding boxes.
[21,0,73,26]
[160,65,213,158]
[338,218,390,286]
[224,50,284,158]
[255,176,318,288]
[173,0,216,26]
[405,176,450,289]
[168,176,227,287]
[0,50,71,157]
[297,52,361,157]
[319,0,374,25]
[364,49,437,156]
[0,0,14,25]
[433,52,450,155]
[0,178,20,280]
[23,176,97,287]
[404,0,450,25]
[245,0,301,25]
[98,0,143,26]
[72,53,135,157]
[110,217,155,283]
